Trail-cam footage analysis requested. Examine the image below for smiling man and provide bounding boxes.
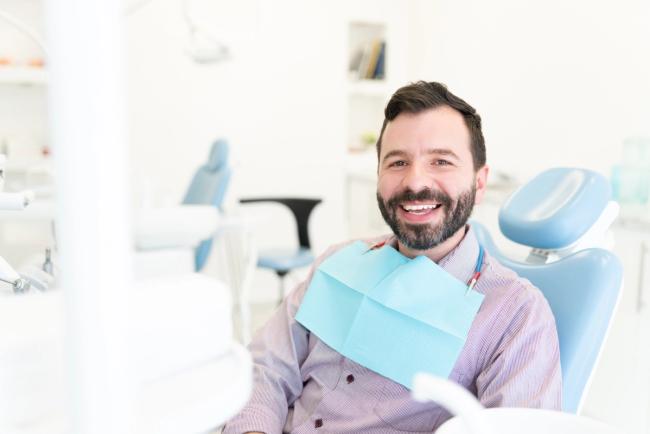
[223,81,561,434]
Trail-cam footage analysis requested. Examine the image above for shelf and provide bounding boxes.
[0,66,47,86]
[348,21,386,82]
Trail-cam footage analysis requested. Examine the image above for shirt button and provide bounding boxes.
[315,418,323,428]
[346,374,355,384]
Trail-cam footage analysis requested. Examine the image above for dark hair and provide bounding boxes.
[376,81,486,170]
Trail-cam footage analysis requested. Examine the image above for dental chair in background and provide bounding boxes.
[135,138,257,342]
[470,167,623,415]
[134,138,232,278]
[239,197,322,305]
[182,138,232,271]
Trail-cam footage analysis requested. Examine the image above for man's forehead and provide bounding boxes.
[381,107,472,157]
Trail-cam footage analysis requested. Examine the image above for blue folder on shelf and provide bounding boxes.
[295,241,484,389]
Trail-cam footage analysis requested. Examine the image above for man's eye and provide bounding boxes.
[390,160,407,167]
[434,159,451,166]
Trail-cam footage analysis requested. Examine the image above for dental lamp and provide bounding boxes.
[1,1,231,66]
[126,0,232,64]
[0,9,48,57]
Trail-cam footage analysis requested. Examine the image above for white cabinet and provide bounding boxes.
[581,224,650,434]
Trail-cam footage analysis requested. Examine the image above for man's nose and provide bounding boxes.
[401,163,433,192]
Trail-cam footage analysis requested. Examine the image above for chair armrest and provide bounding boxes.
[135,205,220,250]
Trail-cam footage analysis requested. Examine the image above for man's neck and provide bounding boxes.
[396,226,468,263]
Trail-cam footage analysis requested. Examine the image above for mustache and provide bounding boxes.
[386,188,453,209]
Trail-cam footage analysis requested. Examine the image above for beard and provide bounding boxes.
[376,184,476,251]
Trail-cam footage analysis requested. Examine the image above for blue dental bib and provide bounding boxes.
[295,241,485,389]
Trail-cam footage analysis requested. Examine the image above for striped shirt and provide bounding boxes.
[223,226,562,434]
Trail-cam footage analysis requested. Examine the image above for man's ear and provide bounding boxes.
[473,165,489,205]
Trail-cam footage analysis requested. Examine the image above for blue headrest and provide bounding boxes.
[499,168,611,250]
[206,139,229,171]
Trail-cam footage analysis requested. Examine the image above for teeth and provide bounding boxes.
[402,204,440,211]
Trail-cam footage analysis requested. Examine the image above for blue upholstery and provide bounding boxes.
[257,247,314,271]
[182,139,232,271]
[471,221,623,413]
[499,168,611,249]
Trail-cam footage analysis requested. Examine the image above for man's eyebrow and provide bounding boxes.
[382,150,408,163]
[426,148,461,160]
[382,148,461,163]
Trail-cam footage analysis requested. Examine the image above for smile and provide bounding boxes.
[400,203,442,215]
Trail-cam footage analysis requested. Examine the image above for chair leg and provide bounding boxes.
[276,271,288,307]
[277,276,284,307]
[238,297,251,344]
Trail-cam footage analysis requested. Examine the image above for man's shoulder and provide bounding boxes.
[478,252,556,329]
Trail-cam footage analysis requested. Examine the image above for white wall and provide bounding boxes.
[126,0,349,254]
[407,0,650,182]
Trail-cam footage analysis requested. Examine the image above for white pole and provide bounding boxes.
[44,1,134,433]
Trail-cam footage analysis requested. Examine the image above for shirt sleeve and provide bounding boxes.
[475,287,563,409]
[221,274,312,434]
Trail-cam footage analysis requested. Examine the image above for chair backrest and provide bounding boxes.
[183,138,231,207]
[472,222,622,413]
[471,168,623,414]
[239,197,322,249]
[182,139,232,271]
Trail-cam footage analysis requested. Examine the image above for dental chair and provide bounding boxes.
[239,197,322,305]
[134,139,231,278]
[182,138,232,271]
[470,167,623,414]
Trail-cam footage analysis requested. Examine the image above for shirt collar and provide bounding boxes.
[382,225,481,284]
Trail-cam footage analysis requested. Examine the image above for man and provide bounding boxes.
[223,81,561,434]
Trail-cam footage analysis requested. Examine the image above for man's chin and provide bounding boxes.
[396,226,444,251]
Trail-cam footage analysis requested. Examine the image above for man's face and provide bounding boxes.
[376,106,488,251]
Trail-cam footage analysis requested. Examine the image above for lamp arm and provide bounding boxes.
[0,9,48,57]
[123,0,156,16]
